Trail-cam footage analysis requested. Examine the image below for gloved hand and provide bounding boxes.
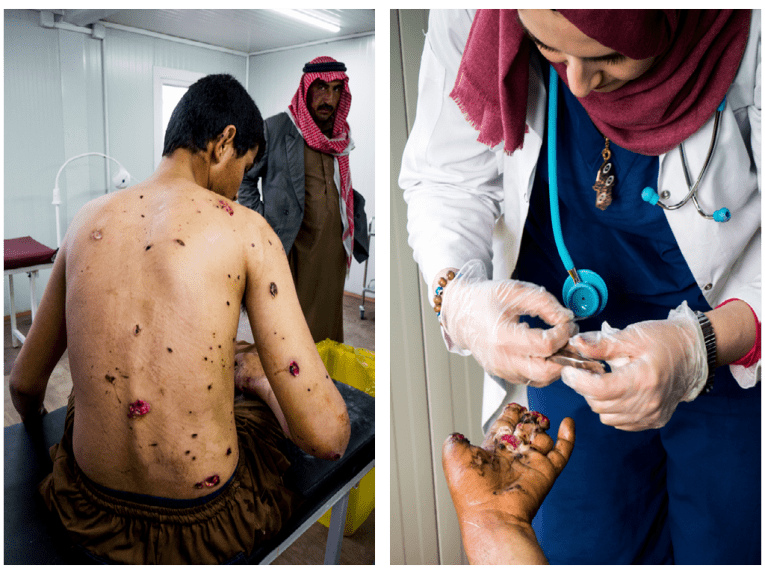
[440,260,577,386]
[561,301,708,431]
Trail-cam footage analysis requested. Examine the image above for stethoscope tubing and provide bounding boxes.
[658,99,725,219]
[547,67,577,276]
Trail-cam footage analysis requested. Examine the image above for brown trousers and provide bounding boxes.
[38,394,299,564]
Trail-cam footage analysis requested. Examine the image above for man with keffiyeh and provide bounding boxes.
[239,56,354,344]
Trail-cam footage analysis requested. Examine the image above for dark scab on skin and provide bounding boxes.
[105,374,115,384]
[167,348,173,353]
[269,282,278,297]
[191,434,198,438]
[289,361,299,376]
[135,324,141,335]
[145,245,152,251]
[226,447,232,456]
[176,239,185,246]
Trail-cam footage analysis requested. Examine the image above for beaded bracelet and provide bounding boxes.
[434,270,456,317]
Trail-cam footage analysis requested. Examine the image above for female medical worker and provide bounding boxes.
[401,10,760,564]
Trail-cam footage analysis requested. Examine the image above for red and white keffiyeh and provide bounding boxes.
[288,56,354,267]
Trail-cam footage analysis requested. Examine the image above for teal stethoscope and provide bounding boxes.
[547,65,730,319]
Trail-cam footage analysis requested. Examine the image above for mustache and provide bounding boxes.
[318,104,335,112]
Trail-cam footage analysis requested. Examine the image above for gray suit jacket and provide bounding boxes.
[238,112,305,254]
[238,111,369,262]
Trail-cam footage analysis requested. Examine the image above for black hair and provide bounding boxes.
[162,74,265,162]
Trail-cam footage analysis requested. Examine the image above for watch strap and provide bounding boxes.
[694,310,716,394]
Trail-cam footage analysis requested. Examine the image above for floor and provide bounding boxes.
[4,292,375,565]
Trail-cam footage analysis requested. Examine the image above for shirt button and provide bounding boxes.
[283,208,289,215]
[703,283,713,291]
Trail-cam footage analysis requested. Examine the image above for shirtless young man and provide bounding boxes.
[9,74,350,564]
[442,403,575,564]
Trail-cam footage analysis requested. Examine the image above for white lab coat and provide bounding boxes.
[401,9,761,424]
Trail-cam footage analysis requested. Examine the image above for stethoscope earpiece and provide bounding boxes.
[641,187,660,206]
[713,208,731,223]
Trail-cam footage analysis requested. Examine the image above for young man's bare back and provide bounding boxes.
[10,80,349,503]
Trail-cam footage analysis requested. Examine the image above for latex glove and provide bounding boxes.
[561,301,708,431]
[440,260,577,386]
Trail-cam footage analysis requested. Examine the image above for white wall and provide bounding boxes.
[391,10,484,564]
[247,35,376,298]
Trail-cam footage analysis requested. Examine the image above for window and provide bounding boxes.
[153,67,205,168]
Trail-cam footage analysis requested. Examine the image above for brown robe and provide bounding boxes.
[287,143,346,343]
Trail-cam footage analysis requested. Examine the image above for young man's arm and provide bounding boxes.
[9,243,69,424]
[243,213,350,460]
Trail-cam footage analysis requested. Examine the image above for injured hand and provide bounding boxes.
[442,403,575,564]
[234,341,269,395]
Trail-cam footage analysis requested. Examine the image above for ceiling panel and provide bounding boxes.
[53,9,375,54]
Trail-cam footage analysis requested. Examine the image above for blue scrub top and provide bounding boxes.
[515,66,755,401]
[512,68,760,564]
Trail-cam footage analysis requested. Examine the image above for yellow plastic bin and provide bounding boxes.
[316,339,375,535]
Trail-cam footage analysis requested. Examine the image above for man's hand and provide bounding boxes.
[439,260,577,386]
[561,302,708,431]
[442,403,575,564]
[234,341,269,395]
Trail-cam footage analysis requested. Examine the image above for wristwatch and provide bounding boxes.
[694,310,716,394]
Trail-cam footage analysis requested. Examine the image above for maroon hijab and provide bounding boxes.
[450,10,751,155]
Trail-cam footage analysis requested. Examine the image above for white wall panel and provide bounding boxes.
[103,26,247,189]
[391,10,484,564]
[390,9,438,564]
[247,35,375,297]
[5,10,75,314]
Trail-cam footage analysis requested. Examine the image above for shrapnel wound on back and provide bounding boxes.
[128,399,151,418]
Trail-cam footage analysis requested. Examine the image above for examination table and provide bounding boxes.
[4,380,375,564]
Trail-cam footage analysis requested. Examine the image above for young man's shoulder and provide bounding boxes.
[230,199,284,251]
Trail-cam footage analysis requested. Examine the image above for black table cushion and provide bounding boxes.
[4,380,374,565]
